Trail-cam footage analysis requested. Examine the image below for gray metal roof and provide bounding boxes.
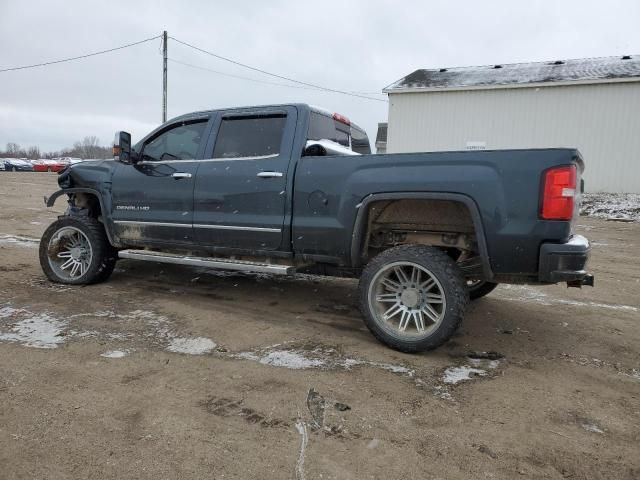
[384,55,640,92]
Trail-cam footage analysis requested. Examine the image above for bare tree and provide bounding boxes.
[26,146,41,159]
[6,142,21,157]
[1,137,111,160]
[72,136,102,159]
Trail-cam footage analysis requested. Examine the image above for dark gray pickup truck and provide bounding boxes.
[39,103,593,352]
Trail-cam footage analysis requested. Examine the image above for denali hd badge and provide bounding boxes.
[116,205,150,211]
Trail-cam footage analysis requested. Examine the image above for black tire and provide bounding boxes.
[358,245,468,353]
[468,281,499,300]
[39,216,117,285]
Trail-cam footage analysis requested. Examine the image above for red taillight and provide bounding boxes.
[540,165,577,220]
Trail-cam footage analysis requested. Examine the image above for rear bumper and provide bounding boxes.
[538,234,594,286]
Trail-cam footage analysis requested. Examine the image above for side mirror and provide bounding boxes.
[113,131,132,163]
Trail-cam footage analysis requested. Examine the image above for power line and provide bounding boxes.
[0,34,162,73]
[169,58,323,91]
[170,57,387,96]
[169,36,387,103]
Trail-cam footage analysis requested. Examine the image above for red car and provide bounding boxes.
[32,159,67,172]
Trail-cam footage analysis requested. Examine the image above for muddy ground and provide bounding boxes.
[0,172,638,480]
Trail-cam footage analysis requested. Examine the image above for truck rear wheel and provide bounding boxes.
[358,245,468,353]
[467,280,498,300]
[39,216,117,285]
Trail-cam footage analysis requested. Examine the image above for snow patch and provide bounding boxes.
[0,312,67,349]
[0,306,24,319]
[294,421,309,480]
[258,350,325,369]
[580,193,640,222]
[442,366,488,384]
[468,358,500,369]
[496,285,638,312]
[305,139,360,156]
[100,350,129,358]
[0,233,40,248]
[167,337,216,355]
[236,344,414,376]
[582,423,604,434]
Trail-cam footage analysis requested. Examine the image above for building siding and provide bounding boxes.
[387,82,640,193]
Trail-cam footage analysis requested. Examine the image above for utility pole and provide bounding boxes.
[162,30,168,123]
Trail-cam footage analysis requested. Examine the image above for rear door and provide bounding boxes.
[111,118,210,246]
[193,106,297,251]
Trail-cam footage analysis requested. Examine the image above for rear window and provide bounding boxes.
[212,114,286,159]
[307,112,371,154]
[351,125,371,154]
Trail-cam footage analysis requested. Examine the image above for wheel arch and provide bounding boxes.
[45,188,117,246]
[350,192,493,280]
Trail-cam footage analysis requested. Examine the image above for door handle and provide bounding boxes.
[256,171,283,178]
[172,172,192,179]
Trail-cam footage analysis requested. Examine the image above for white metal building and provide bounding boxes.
[383,55,640,193]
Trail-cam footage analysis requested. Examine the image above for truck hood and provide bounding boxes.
[58,159,118,190]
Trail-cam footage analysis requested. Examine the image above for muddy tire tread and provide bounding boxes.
[358,244,468,353]
[39,216,117,285]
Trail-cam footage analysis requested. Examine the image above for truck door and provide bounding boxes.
[111,118,210,246]
[193,106,297,251]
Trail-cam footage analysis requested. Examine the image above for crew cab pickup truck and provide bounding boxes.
[39,104,593,353]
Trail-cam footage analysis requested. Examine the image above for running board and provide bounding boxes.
[118,250,295,275]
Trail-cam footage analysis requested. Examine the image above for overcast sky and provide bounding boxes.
[1,0,639,153]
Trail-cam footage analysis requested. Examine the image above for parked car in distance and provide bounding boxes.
[32,159,67,173]
[3,158,34,172]
[56,157,83,165]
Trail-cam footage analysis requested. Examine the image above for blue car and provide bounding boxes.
[3,158,34,171]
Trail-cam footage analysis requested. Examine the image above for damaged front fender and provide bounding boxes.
[44,188,119,247]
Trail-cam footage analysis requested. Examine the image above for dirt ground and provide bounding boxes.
[0,172,638,480]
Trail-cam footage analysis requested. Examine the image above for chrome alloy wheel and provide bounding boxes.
[367,261,446,336]
[47,226,93,280]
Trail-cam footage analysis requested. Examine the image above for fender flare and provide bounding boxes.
[45,188,117,246]
[349,192,493,280]
[45,187,104,208]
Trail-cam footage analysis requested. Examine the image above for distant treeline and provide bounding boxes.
[1,136,111,160]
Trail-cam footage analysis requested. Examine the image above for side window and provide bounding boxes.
[212,115,286,159]
[142,120,207,161]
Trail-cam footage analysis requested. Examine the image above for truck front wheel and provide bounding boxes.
[358,245,468,353]
[39,216,117,285]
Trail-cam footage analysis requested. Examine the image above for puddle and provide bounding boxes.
[0,234,40,248]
